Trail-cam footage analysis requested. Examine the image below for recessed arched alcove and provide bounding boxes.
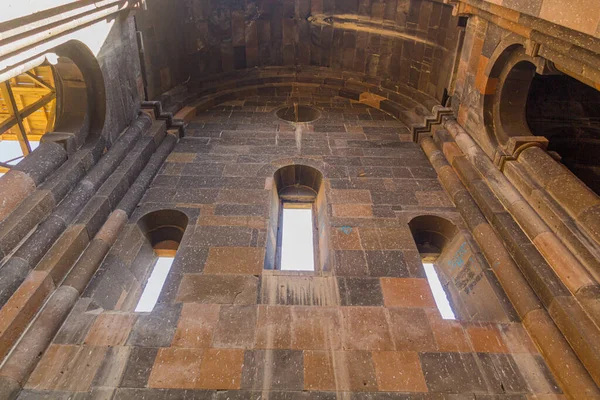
[408,215,514,322]
[409,214,459,257]
[266,164,330,273]
[485,44,600,196]
[526,73,600,195]
[136,209,189,252]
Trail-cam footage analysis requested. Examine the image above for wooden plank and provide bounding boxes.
[0,91,55,139]
[25,71,54,91]
[0,82,30,154]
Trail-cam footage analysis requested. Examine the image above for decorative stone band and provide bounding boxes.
[140,101,186,138]
[411,105,454,143]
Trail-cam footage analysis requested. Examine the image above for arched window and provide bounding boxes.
[0,41,105,177]
[135,209,188,312]
[265,165,328,272]
[0,64,56,174]
[409,215,458,320]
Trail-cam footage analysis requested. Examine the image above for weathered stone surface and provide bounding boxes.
[241,350,304,391]
[176,274,258,305]
[381,278,436,308]
[13,142,67,186]
[25,345,107,392]
[419,352,488,393]
[213,305,257,348]
[0,190,55,260]
[387,308,437,352]
[0,171,36,222]
[35,224,90,285]
[120,347,159,388]
[0,271,54,361]
[203,247,264,275]
[84,313,137,346]
[259,275,340,306]
[148,348,204,389]
[372,351,428,392]
[341,307,394,351]
[127,304,181,347]
[172,303,219,348]
[337,277,384,306]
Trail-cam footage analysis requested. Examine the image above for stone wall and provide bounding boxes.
[16,87,562,398]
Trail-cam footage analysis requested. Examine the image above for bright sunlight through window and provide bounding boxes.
[423,262,456,320]
[280,207,315,271]
[135,257,174,312]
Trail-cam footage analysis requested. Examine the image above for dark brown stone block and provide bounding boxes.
[241,350,304,390]
[0,257,31,308]
[62,240,111,294]
[120,347,159,388]
[341,307,394,351]
[334,250,368,276]
[39,158,87,202]
[365,250,410,277]
[419,352,488,393]
[476,353,529,394]
[13,214,68,268]
[337,277,384,306]
[35,225,90,285]
[127,303,182,347]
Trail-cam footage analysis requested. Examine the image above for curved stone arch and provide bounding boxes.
[136,208,190,252]
[269,157,325,173]
[177,67,438,129]
[51,39,107,148]
[408,214,459,256]
[273,164,324,200]
[481,37,529,149]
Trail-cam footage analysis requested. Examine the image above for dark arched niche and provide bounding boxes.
[409,215,458,257]
[273,164,323,202]
[137,209,189,254]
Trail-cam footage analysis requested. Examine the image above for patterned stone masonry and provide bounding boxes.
[136,0,460,103]
[18,88,563,399]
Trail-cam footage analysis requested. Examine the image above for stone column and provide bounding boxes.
[517,146,600,246]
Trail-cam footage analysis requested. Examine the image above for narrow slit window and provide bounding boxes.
[423,262,456,320]
[135,256,174,312]
[280,205,315,271]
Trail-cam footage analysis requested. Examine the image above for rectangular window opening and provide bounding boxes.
[423,262,456,320]
[280,205,315,271]
[135,256,174,312]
